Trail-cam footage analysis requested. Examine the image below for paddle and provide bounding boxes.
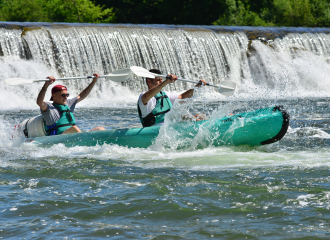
[4,68,131,86]
[130,66,236,96]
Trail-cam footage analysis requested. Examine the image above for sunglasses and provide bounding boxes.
[60,93,69,97]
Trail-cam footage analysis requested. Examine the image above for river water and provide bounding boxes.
[1,23,330,239]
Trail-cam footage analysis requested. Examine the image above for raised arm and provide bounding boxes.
[141,74,177,105]
[77,73,99,103]
[178,79,207,99]
[37,76,55,112]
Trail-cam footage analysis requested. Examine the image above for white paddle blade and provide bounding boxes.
[132,70,156,79]
[218,81,237,96]
[130,66,150,74]
[105,73,129,82]
[103,68,131,82]
[4,78,36,85]
[111,68,131,75]
[130,66,159,79]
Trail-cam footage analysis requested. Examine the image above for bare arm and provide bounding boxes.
[142,80,170,105]
[77,73,99,103]
[178,79,207,99]
[141,74,178,105]
[36,77,55,112]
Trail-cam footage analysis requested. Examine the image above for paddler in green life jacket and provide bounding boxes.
[138,69,207,127]
[36,74,105,136]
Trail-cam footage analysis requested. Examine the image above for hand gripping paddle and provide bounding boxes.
[130,66,236,96]
[4,68,131,86]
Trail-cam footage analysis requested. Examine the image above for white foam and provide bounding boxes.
[288,127,330,139]
[2,30,330,170]
[0,57,141,110]
[236,39,330,100]
[2,35,330,111]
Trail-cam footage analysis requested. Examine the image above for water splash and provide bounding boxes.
[1,24,330,107]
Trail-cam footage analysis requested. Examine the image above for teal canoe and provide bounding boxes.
[27,106,289,149]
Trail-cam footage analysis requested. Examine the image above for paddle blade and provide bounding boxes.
[132,70,156,79]
[103,68,131,82]
[130,66,158,79]
[4,78,36,85]
[218,81,237,96]
[130,66,150,74]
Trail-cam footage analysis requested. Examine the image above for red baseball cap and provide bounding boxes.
[50,85,67,101]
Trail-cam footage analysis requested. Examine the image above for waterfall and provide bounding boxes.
[1,23,330,110]
[18,26,248,90]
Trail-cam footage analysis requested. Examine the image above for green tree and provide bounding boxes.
[94,0,227,25]
[0,0,49,22]
[46,0,115,23]
[1,0,330,27]
[0,0,115,23]
[309,0,330,27]
[213,0,268,26]
[273,0,315,26]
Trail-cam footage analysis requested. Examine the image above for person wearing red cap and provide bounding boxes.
[36,74,105,135]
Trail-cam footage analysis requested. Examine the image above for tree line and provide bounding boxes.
[0,0,329,27]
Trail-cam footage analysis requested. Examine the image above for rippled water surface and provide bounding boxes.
[2,22,330,239]
[1,98,330,239]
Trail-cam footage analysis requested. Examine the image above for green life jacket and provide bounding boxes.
[44,103,76,136]
[138,91,172,127]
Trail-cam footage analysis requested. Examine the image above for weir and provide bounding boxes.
[1,22,330,100]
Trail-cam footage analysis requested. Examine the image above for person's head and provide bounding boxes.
[50,85,69,105]
[146,69,163,89]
